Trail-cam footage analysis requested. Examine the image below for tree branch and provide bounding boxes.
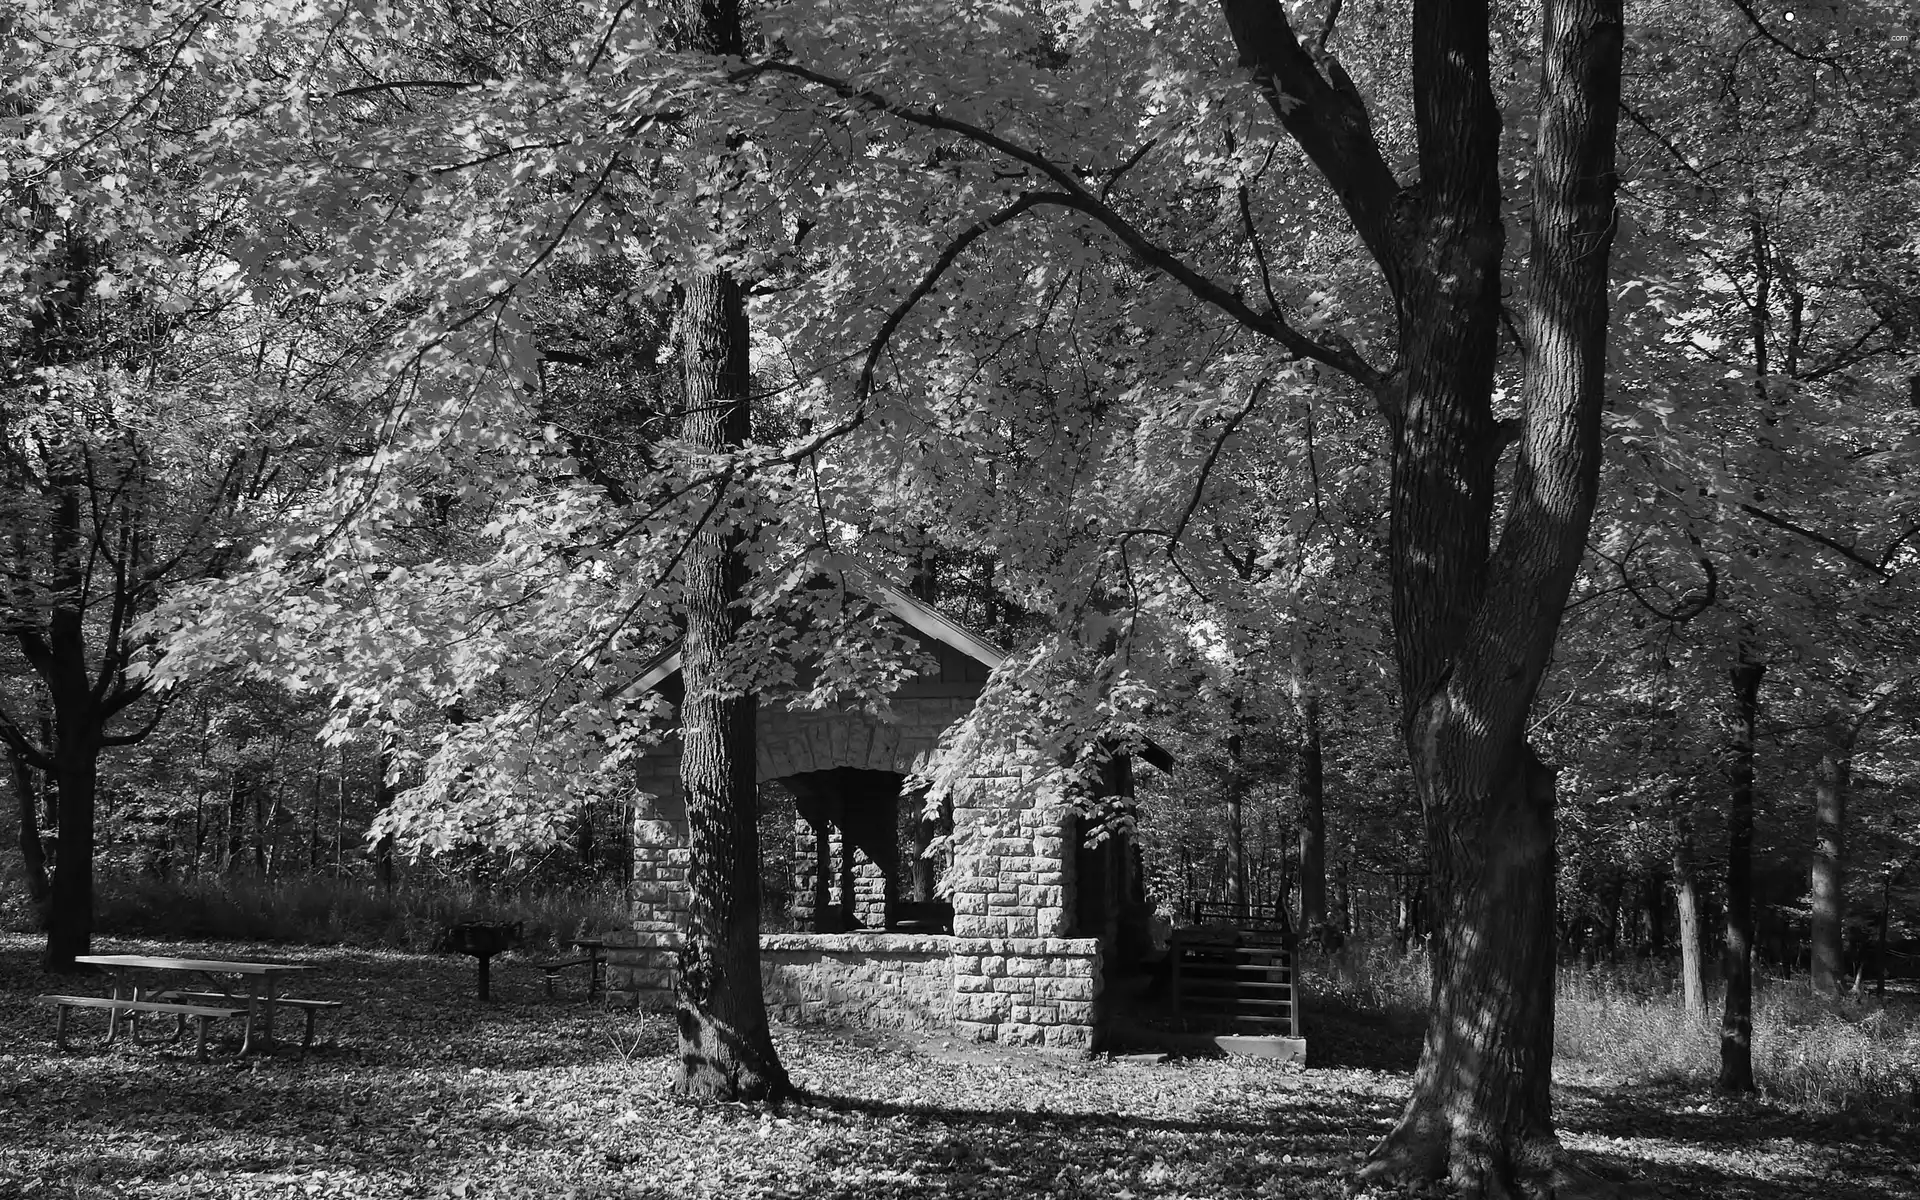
[738,61,1383,387]
[1217,0,1406,291]
[1722,0,1848,76]
[1168,380,1270,552]
[1613,542,1717,623]
[100,693,168,747]
[0,704,53,770]
[1738,503,1891,578]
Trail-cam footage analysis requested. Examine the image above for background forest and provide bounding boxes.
[2,0,1918,1181]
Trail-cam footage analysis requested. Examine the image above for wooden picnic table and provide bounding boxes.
[71,954,317,1056]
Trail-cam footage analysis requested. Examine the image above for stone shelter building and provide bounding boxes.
[603,570,1163,1049]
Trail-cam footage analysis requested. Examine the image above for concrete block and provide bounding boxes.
[1028,975,1095,1002]
[954,992,1012,1023]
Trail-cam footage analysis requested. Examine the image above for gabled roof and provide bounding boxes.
[623,564,1172,773]
[627,562,1005,695]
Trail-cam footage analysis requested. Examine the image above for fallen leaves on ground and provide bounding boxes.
[0,935,1912,1199]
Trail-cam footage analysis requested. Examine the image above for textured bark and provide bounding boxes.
[1718,652,1763,1092]
[1295,689,1327,936]
[41,733,99,971]
[1261,0,1618,1187]
[1671,815,1706,1022]
[1808,738,1848,995]
[670,267,790,1102]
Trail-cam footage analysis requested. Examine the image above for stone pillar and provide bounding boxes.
[792,816,823,929]
[605,746,689,1008]
[948,773,1069,939]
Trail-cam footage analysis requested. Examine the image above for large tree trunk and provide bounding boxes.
[1718,651,1763,1092]
[1808,734,1848,995]
[42,732,99,971]
[1671,814,1706,1022]
[1295,688,1327,938]
[1348,0,1621,1186]
[1384,747,1561,1190]
[670,258,789,1100]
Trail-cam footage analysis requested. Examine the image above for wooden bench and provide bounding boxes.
[160,992,344,1057]
[38,995,245,1062]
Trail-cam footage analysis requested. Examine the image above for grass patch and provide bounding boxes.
[1301,941,1920,1119]
[1556,965,1920,1114]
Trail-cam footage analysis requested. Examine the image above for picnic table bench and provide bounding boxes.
[37,995,246,1062]
[160,991,343,1057]
[52,953,327,1059]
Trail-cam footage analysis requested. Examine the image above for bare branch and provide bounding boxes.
[1168,380,1270,552]
[1738,503,1891,578]
[329,79,483,99]
[738,61,1383,387]
[1722,0,1848,77]
[1613,542,1718,623]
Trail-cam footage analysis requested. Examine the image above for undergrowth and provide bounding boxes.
[1303,940,1920,1118]
[3,869,630,953]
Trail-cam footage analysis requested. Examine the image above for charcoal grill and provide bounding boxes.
[442,920,522,1000]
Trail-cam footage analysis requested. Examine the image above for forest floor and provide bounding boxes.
[0,934,1914,1200]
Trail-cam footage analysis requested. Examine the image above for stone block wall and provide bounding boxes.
[608,931,1104,1050]
[947,774,1073,940]
[759,933,954,1029]
[951,936,1102,1048]
[631,748,690,936]
[602,929,680,1009]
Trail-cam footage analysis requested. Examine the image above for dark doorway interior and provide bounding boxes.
[784,768,951,932]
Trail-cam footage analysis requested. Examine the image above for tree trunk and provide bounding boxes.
[671,266,790,1102]
[1639,867,1666,956]
[1808,737,1848,995]
[335,746,347,877]
[192,788,205,878]
[1874,872,1891,997]
[254,778,271,877]
[1671,815,1706,1022]
[10,746,51,905]
[1329,859,1351,943]
[42,733,99,971]
[1718,651,1763,1092]
[576,803,598,871]
[1322,0,1623,1183]
[309,764,323,874]
[1224,721,1248,917]
[226,773,247,875]
[1296,690,1327,938]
